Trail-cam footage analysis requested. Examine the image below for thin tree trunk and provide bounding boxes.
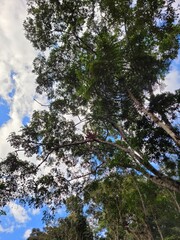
[127,90,180,147]
[108,122,180,192]
[154,217,164,240]
[168,190,180,213]
[125,228,141,240]
[148,175,180,193]
[94,137,180,192]
[133,177,154,240]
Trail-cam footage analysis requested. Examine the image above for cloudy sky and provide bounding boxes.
[0,0,180,239]
[0,0,56,239]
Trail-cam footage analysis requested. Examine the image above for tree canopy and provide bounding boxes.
[0,0,180,237]
[84,173,180,239]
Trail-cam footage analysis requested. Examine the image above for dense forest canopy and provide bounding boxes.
[27,178,180,239]
[0,0,180,238]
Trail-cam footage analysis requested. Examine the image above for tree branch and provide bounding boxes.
[34,98,50,107]
[127,89,180,147]
[94,137,180,192]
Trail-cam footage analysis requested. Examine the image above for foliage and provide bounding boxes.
[84,173,180,239]
[0,1,180,236]
[27,196,93,240]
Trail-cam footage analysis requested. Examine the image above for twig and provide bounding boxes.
[34,98,50,107]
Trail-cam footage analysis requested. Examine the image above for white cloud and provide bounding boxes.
[165,69,180,93]
[0,224,14,233]
[23,229,32,239]
[31,208,40,216]
[0,0,35,101]
[163,46,180,93]
[155,53,180,95]
[0,0,48,159]
[8,202,30,223]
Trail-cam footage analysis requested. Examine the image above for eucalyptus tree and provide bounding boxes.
[1,0,180,209]
[84,173,180,240]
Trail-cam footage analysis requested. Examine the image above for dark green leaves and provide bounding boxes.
[2,0,180,223]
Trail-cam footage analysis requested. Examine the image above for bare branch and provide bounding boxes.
[34,98,50,107]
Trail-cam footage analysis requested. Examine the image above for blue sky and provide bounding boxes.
[0,203,67,240]
[0,204,44,240]
[0,0,180,239]
[0,0,51,239]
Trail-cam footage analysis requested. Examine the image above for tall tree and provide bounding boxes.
[1,0,180,209]
[84,173,180,240]
[27,196,94,240]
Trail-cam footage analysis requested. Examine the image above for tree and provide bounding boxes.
[84,173,180,240]
[27,228,47,240]
[1,0,180,209]
[27,174,180,240]
[27,196,94,240]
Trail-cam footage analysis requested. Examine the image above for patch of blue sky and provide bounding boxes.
[96,228,107,239]
[106,135,121,141]
[22,116,30,126]
[0,204,67,240]
[8,88,16,98]
[170,52,180,70]
[0,98,10,127]
[8,70,16,99]
[0,210,42,240]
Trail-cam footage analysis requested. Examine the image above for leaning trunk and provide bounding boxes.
[127,90,180,147]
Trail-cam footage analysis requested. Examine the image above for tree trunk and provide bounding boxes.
[148,175,180,193]
[127,90,180,147]
[168,190,180,213]
[133,178,154,240]
[154,217,164,240]
[95,137,180,192]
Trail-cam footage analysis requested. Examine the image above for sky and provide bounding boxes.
[0,0,64,239]
[0,0,180,239]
